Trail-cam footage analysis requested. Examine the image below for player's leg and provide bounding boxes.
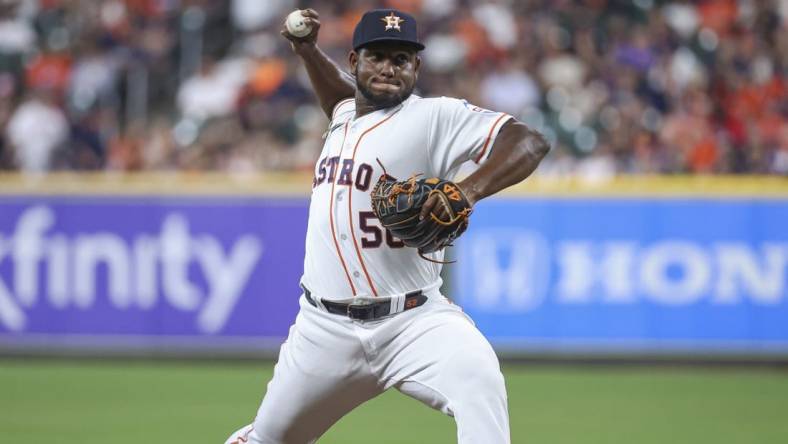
[224,423,254,444]
[376,298,510,443]
[240,297,383,444]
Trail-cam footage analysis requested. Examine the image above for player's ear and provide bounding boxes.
[349,50,359,76]
[414,55,421,74]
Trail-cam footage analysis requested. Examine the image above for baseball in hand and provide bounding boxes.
[286,10,312,37]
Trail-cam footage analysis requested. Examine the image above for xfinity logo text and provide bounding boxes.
[0,206,263,333]
[460,230,788,312]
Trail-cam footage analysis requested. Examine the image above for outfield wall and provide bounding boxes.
[0,173,786,357]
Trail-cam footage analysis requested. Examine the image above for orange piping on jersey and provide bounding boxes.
[474,113,510,163]
[329,122,357,295]
[348,109,402,297]
[332,98,355,120]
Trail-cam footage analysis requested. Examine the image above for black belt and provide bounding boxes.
[302,286,427,321]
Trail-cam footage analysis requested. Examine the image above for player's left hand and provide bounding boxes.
[419,180,478,222]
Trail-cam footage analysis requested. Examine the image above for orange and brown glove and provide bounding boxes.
[371,172,473,258]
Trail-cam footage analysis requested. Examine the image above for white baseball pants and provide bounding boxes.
[236,291,510,444]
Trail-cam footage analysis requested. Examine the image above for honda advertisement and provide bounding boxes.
[455,197,788,353]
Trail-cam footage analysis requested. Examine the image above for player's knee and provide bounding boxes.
[449,351,507,403]
[467,365,506,400]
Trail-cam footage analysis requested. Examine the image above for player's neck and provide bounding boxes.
[354,100,378,119]
[353,95,403,119]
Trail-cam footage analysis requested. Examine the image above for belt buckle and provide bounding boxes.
[346,304,363,320]
[347,297,376,320]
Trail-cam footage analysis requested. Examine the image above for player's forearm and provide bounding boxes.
[458,121,550,205]
[297,45,356,117]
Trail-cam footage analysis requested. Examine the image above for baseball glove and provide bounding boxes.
[370,169,473,261]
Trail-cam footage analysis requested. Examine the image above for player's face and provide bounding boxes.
[350,43,420,109]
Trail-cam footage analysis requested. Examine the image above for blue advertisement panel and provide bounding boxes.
[3,193,787,355]
[454,198,788,353]
[0,196,308,347]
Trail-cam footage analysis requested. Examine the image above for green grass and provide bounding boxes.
[1,360,787,443]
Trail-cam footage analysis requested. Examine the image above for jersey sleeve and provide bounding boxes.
[428,97,513,178]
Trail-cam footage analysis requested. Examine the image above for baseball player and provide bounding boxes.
[225,8,549,444]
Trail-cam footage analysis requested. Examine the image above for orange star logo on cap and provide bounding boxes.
[381,12,404,31]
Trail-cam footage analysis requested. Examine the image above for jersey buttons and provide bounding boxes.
[341,234,348,240]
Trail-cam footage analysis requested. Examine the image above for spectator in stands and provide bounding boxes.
[0,0,784,176]
[5,89,69,173]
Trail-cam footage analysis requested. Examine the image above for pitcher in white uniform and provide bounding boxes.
[225,8,550,444]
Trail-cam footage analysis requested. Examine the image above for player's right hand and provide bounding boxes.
[281,8,320,54]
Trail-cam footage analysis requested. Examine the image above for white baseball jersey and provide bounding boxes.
[300,95,513,301]
[230,95,514,444]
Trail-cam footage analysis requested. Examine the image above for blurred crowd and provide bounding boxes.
[0,0,785,177]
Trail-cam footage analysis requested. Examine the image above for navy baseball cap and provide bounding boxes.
[352,9,425,51]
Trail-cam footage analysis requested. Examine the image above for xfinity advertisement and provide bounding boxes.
[0,197,307,343]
